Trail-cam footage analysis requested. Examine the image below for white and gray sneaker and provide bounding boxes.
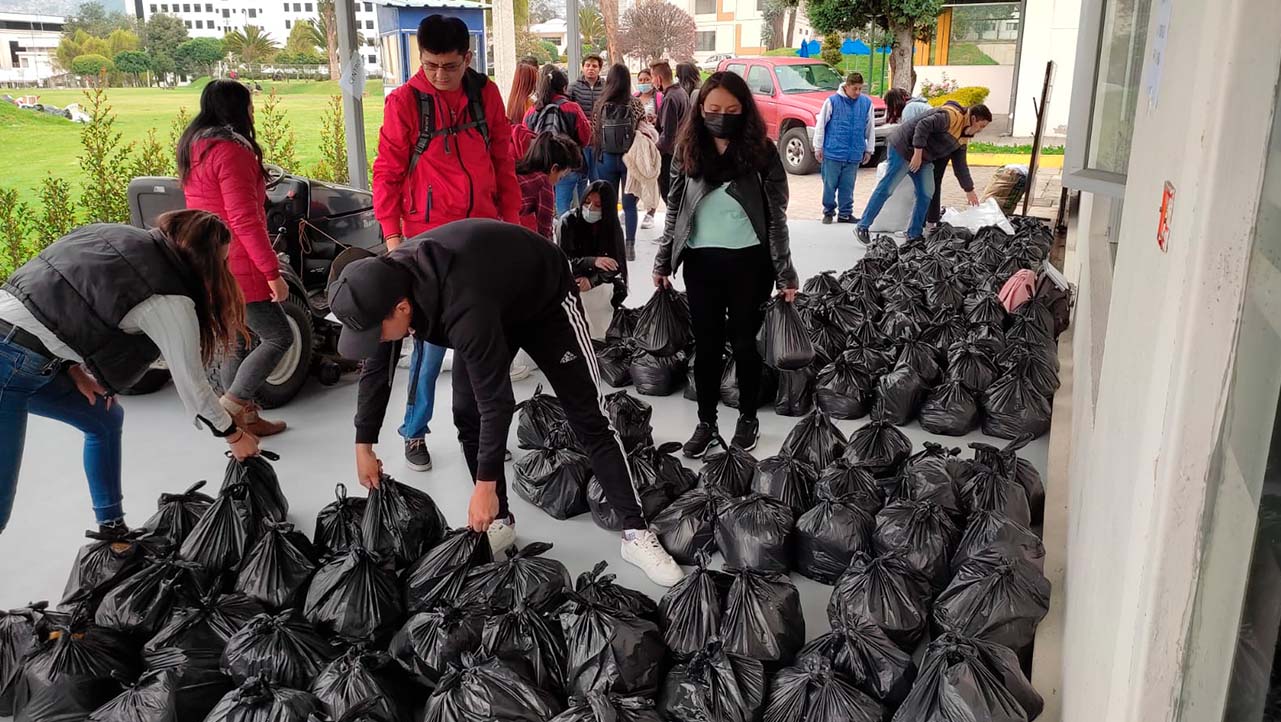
[488,517,517,557]
[621,530,685,586]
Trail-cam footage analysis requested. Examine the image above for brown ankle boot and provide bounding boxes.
[222,396,288,437]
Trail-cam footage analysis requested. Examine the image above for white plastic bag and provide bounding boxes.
[868,161,918,233]
[580,283,615,341]
[941,197,1016,235]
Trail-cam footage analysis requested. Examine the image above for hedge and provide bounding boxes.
[928,86,990,108]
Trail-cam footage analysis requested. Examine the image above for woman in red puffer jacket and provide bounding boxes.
[177,79,289,437]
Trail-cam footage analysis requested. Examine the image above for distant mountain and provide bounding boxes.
[0,0,126,19]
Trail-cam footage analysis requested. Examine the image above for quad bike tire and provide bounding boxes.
[254,294,314,409]
[117,366,172,396]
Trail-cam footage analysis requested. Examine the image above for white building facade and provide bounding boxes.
[0,12,63,85]
[681,0,812,62]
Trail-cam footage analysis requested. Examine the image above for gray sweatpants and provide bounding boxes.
[220,300,292,401]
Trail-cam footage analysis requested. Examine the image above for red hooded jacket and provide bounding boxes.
[373,69,519,240]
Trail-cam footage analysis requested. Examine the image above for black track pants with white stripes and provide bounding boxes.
[452,289,646,530]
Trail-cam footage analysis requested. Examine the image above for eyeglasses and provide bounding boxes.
[424,61,465,73]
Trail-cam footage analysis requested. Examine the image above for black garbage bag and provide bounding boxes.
[482,602,567,697]
[235,520,317,611]
[953,510,1045,573]
[595,340,634,389]
[806,316,847,363]
[63,528,160,609]
[631,349,689,397]
[873,363,926,426]
[774,365,817,417]
[972,436,1045,524]
[361,476,449,569]
[919,378,980,436]
[132,646,233,722]
[514,428,593,520]
[422,653,562,722]
[779,408,847,470]
[220,451,289,525]
[141,481,214,547]
[652,488,725,564]
[517,384,570,451]
[12,611,140,722]
[843,418,913,477]
[633,287,691,357]
[758,298,816,371]
[179,482,256,574]
[205,676,321,722]
[95,554,207,637]
[459,542,573,613]
[720,567,804,663]
[925,277,966,312]
[814,460,883,515]
[889,635,1033,722]
[873,500,960,590]
[550,692,660,722]
[606,307,639,342]
[752,454,819,515]
[981,371,1052,440]
[714,494,794,574]
[798,616,915,705]
[897,338,942,384]
[311,646,410,722]
[920,632,1043,720]
[221,611,336,688]
[960,464,1032,527]
[820,298,866,335]
[313,484,367,558]
[1,602,45,717]
[590,443,694,531]
[403,529,493,612]
[794,493,875,584]
[1003,353,1060,400]
[922,312,970,357]
[304,545,404,643]
[697,444,758,496]
[1006,313,1053,348]
[802,271,841,297]
[603,391,653,452]
[389,605,487,687]
[558,596,664,698]
[827,552,931,650]
[932,550,1051,651]
[145,591,264,667]
[657,641,765,722]
[719,354,778,410]
[814,355,873,420]
[765,655,885,722]
[965,294,1008,328]
[657,551,732,657]
[86,664,180,722]
[571,561,659,623]
[892,443,963,516]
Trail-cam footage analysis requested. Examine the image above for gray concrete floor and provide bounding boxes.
[0,220,1050,650]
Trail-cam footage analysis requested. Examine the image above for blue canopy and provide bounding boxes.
[842,38,871,55]
[875,45,892,54]
[806,39,822,55]
[796,42,810,57]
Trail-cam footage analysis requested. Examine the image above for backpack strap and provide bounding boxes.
[407,71,491,172]
[462,69,491,150]
[408,88,435,175]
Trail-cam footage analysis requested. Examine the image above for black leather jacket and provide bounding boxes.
[653,146,799,289]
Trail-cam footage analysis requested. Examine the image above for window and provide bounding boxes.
[364,2,371,10]
[184,19,191,27]
[747,65,774,95]
[182,4,189,11]
[149,4,156,13]
[696,30,716,51]
[1086,0,1152,175]
[726,62,745,77]
[694,0,715,15]
[367,54,375,64]
[945,3,1020,65]
[366,37,376,46]
[365,19,373,29]
[757,0,766,9]
[284,19,291,27]
[205,3,211,10]
[161,4,168,10]
[247,8,256,17]
[221,8,228,16]
[775,62,842,93]
[194,19,202,27]
[305,2,313,10]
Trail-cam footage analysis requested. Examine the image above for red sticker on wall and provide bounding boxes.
[1157,181,1175,253]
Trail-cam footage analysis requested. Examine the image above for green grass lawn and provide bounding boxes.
[1,79,386,207]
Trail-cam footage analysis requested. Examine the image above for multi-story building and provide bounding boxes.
[0,12,63,85]
[680,0,813,63]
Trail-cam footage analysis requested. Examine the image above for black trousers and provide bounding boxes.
[451,287,646,530]
[928,155,951,224]
[658,152,674,207]
[682,246,773,424]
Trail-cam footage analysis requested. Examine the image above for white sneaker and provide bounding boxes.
[510,363,532,382]
[488,517,517,557]
[620,530,685,587]
[641,214,654,229]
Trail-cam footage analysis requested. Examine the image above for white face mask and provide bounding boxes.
[582,207,603,223]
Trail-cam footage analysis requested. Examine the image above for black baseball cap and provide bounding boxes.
[328,250,411,359]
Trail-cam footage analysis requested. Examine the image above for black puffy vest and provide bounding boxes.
[3,224,202,392]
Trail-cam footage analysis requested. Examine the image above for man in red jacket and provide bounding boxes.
[372,14,519,474]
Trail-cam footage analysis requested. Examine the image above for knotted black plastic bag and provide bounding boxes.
[595,338,635,388]
[606,307,639,342]
[361,476,448,569]
[889,635,1030,722]
[947,343,999,395]
[919,378,980,436]
[205,676,321,722]
[965,294,1007,327]
[558,596,664,698]
[137,646,234,722]
[603,391,653,452]
[514,429,593,520]
[953,510,1045,573]
[774,364,817,417]
[814,355,873,420]
[873,500,960,590]
[459,542,573,613]
[589,443,695,531]
[142,481,214,547]
[235,520,317,611]
[697,444,758,496]
[95,554,208,637]
[657,550,732,657]
[482,602,567,697]
[550,692,660,722]
[0,602,45,716]
[144,591,263,666]
[827,552,931,650]
[63,527,160,609]
[972,436,1045,525]
[814,460,883,515]
[765,655,885,722]
[719,353,778,410]
[798,616,916,705]
[311,646,411,722]
[313,484,367,558]
[633,287,691,356]
[961,464,1032,527]
[629,349,688,396]
[794,493,875,584]
[873,363,926,426]
[897,338,942,384]
[758,298,816,371]
[571,561,659,623]
[779,408,847,470]
[752,454,819,515]
[87,665,179,722]
[933,550,1051,651]
[714,494,794,574]
[304,545,404,643]
[389,605,487,687]
[221,612,335,688]
[13,611,140,722]
[843,418,913,477]
[806,316,847,362]
[892,443,963,517]
[422,654,562,722]
[658,641,765,722]
[652,488,725,564]
[912,632,1043,720]
[517,384,571,451]
[402,529,493,612]
[802,271,841,297]
[220,451,289,525]
[720,567,804,663]
[981,371,1052,440]
[180,482,255,574]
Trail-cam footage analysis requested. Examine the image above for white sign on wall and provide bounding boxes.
[339,48,366,97]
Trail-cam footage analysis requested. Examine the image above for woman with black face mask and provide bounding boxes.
[653,71,798,458]
[558,179,628,338]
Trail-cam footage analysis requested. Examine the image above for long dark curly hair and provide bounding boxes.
[674,71,771,181]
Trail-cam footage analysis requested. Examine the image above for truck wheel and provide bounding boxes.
[254,294,313,409]
[117,366,171,396]
[781,127,819,175]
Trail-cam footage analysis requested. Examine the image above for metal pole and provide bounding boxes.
[336,0,368,189]
[566,0,581,81]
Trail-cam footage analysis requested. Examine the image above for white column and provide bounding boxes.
[492,0,517,100]
[335,0,368,188]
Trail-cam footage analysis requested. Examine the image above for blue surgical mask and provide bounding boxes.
[583,207,603,223]
[638,83,654,94]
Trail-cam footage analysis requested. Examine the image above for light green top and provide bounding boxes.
[687,185,758,249]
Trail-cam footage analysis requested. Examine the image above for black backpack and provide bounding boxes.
[597,102,636,155]
[408,68,492,174]
[528,98,575,137]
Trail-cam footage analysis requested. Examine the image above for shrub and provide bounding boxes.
[130,127,170,178]
[820,33,843,68]
[919,73,958,99]
[0,188,35,279]
[168,106,191,175]
[310,95,347,184]
[35,175,77,253]
[258,88,299,173]
[78,86,134,224]
[928,86,990,108]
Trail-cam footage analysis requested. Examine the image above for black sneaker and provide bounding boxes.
[682,422,720,459]
[906,235,926,245]
[405,438,432,471]
[822,214,834,225]
[731,416,760,452]
[837,216,857,224]
[855,227,871,244]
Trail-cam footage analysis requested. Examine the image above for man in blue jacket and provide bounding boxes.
[813,72,875,224]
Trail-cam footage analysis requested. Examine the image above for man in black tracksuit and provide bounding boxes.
[329,219,685,586]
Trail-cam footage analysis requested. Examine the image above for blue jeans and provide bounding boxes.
[0,335,125,533]
[554,148,599,216]
[400,339,445,441]
[858,147,935,238]
[820,157,858,219]
[595,152,639,242]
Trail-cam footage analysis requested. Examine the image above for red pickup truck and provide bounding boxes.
[717,56,888,175]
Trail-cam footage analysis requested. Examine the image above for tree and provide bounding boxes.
[144,14,189,63]
[599,0,620,62]
[579,0,606,54]
[762,0,800,50]
[529,0,561,24]
[316,0,339,81]
[63,2,134,39]
[113,50,150,84]
[176,37,225,77]
[620,0,696,63]
[514,0,530,31]
[71,54,114,81]
[285,19,323,56]
[55,35,84,72]
[149,51,176,84]
[223,25,279,66]
[820,33,843,66]
[107,28,140,56]
[805,0,943,91]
